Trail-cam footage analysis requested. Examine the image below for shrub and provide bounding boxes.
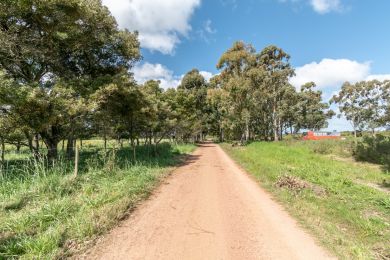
[354,135,390,171]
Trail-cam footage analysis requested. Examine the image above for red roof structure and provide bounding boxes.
[302,131,341,140]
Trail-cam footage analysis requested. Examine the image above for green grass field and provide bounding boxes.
[222,141,389,259]
[0,142,196,259]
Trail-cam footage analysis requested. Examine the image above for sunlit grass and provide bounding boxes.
[0,141,196,259]
[222,141,389,259]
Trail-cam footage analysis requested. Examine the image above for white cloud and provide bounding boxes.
[279,0,343,14]
[197,19,217,43]
[291,58,390,89]
[200,71,214,82]
[290,58,390,131]
[102,0,201,54]
[204,20,216,34]
[290,59,371,89]
[310,0,342,14]
[132,63,215,89]
[365,74,390,81]
[132,63,182,89]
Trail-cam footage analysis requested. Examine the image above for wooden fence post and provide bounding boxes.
[74,145,79,177]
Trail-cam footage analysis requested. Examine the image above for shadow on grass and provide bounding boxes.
[0,143,196,182]
[0,232,25,258]
[354,135,390,173]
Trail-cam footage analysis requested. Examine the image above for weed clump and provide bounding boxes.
[275,174,327,196]
[275,175,309,192]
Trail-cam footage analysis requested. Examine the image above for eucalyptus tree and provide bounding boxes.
[256,45,295,141]
[332,80,388,138]
[278,84,300,135]
[331,82,365,139]
[177,69,210,141]
[383,81,390,126]
[0,0,140,161]
[296,82,333,132]
[216,41,255,142]
[360,80,388,134]
[140,80,177,148]
[207,76,228,142]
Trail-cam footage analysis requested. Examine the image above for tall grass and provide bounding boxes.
[0,142,196,259]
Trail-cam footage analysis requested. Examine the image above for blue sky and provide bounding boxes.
[103,0,390,131]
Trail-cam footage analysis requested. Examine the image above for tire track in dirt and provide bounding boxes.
[81,143,333,260]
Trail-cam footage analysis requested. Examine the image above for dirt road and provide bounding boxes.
[83,143,332,260]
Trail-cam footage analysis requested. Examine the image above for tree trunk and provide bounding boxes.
[104,134,107,153]
[245,119,249,142]
[219,127,223,142]
[66,138,75,158]
[0,137,5,166]
[273,104,279,141]
[45,139,58,162]
[16,143,21,153]
[279,119,283,141]
[27,135,33,153]
[133,145,136,161]
[131,138,136,161]
[34,134,40,151]
[80,139,83,149]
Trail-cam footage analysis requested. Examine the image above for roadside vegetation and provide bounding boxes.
[222,140,389,259]
[0,141,195,258]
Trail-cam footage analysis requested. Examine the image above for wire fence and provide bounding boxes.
[0,142,181,180]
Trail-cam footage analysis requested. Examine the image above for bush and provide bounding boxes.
[354,135,390,171]
[301,139,354,157]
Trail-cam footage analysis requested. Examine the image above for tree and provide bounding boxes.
[332,80,388,139]
[360,80,388,134]
[257,45,295,141]
[140,80,176,151]
[216,41,255,142]
[0,0,140,161]
[383,81,390,127]
[207,76,228,142]
[177,69,210,142]
[296,82,333,132]
[92,74,145,159]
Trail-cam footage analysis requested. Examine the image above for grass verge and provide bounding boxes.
[221,141,389,259]
[0,143,196,259]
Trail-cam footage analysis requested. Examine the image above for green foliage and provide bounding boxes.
[175,69,211,141]
[222,142,390,259]
[354,135,390,171]
[0,0,140,161]
[332,80,389,137]
[211,41,332,142]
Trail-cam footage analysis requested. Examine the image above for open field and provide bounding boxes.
[0,141,195,259]
[221,140,390,259]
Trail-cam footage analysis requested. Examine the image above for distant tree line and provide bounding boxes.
[0,0,389,164]
[331,80,390,139]
[208,42,334,142]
